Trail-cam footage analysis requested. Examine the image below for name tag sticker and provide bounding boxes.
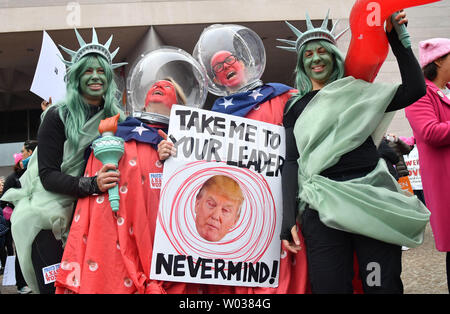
[42,263,60,285]
[150,173,162,189]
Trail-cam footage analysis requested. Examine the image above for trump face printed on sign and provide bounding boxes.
[194,175,244,242]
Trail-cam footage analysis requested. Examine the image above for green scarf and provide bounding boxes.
[1,105,106,293]
[294,77,430,248]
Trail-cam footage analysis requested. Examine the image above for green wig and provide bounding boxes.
[58,54,123,149]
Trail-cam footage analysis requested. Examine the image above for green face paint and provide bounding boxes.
[302,41,334,88]
[79,57,108,104]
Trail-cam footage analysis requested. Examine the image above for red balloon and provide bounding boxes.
[344,0,440,82]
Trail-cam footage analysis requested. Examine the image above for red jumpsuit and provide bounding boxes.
[55,124,202,294]
[206,88,311,294]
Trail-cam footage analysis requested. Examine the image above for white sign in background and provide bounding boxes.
[403,146,422,190]
[2,255,16,286]
[30,31,67,104]
[150,105,285,287]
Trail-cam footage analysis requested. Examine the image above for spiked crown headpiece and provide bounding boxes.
[277,10,348,53]
[59,28,127,70]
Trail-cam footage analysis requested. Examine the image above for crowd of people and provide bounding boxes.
[1,5,449,295]
[1,140,38,294]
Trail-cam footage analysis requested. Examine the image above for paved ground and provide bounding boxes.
[1,223,447,294]
[401,223,448,294]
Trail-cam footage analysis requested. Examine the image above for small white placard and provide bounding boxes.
[30,31,66,104]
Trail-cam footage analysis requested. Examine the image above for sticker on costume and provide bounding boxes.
[42,263,60,285]
[150,173,162,189]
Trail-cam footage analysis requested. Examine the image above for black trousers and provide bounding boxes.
[31,230,64,294]
[413,189,426,206]
[301,207,403,294]
[15,249,28,289]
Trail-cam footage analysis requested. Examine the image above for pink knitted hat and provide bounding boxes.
[419,38,450,68]
[399,136,415,146]
[13,153,23,165]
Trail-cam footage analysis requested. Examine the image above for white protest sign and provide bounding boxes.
[30,31,66,104]
[404,146,422,190]
[2,255,16,286]
[150,105,285,287]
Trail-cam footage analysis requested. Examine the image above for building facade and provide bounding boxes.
[0,0,449,175]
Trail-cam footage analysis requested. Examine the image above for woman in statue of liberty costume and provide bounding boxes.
[1,28,126,294]
[278,8,430,293]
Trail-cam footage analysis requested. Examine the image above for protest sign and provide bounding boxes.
[403,146,422,190]
[2,255,16,286]
[150,105,285,287]
[30,31,66,104]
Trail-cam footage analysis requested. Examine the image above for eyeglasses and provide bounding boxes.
[212,55,238,73]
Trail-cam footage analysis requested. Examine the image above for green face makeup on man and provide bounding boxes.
[79,57,108,104]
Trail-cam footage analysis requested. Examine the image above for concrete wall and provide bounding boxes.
[0,142,22,166]
[0,142,22,177]
[0,0,354,32]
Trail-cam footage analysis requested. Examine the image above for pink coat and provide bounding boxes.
[405,79,450,252]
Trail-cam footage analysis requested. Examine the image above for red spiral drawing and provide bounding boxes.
[158,161,277,264]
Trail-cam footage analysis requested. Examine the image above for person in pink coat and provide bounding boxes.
[404,37,450,291]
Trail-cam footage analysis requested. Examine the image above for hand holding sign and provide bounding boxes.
[282,225,302,254]
[157,129,177,160]
[151,106,285,287]
[41,97,52,111]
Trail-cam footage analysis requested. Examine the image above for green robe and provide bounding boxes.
[294,77,430,248]
[1,106,106,293]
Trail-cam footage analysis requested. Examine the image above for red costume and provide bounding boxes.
[206,87,310,294]
[55,121,202,294]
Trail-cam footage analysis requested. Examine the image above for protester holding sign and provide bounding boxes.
[153,105,287,288]
[0,28,126,294]
[405,37,450,291]
[190,23,309,293]
[55,47,208,294]
[278,8,430,293]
